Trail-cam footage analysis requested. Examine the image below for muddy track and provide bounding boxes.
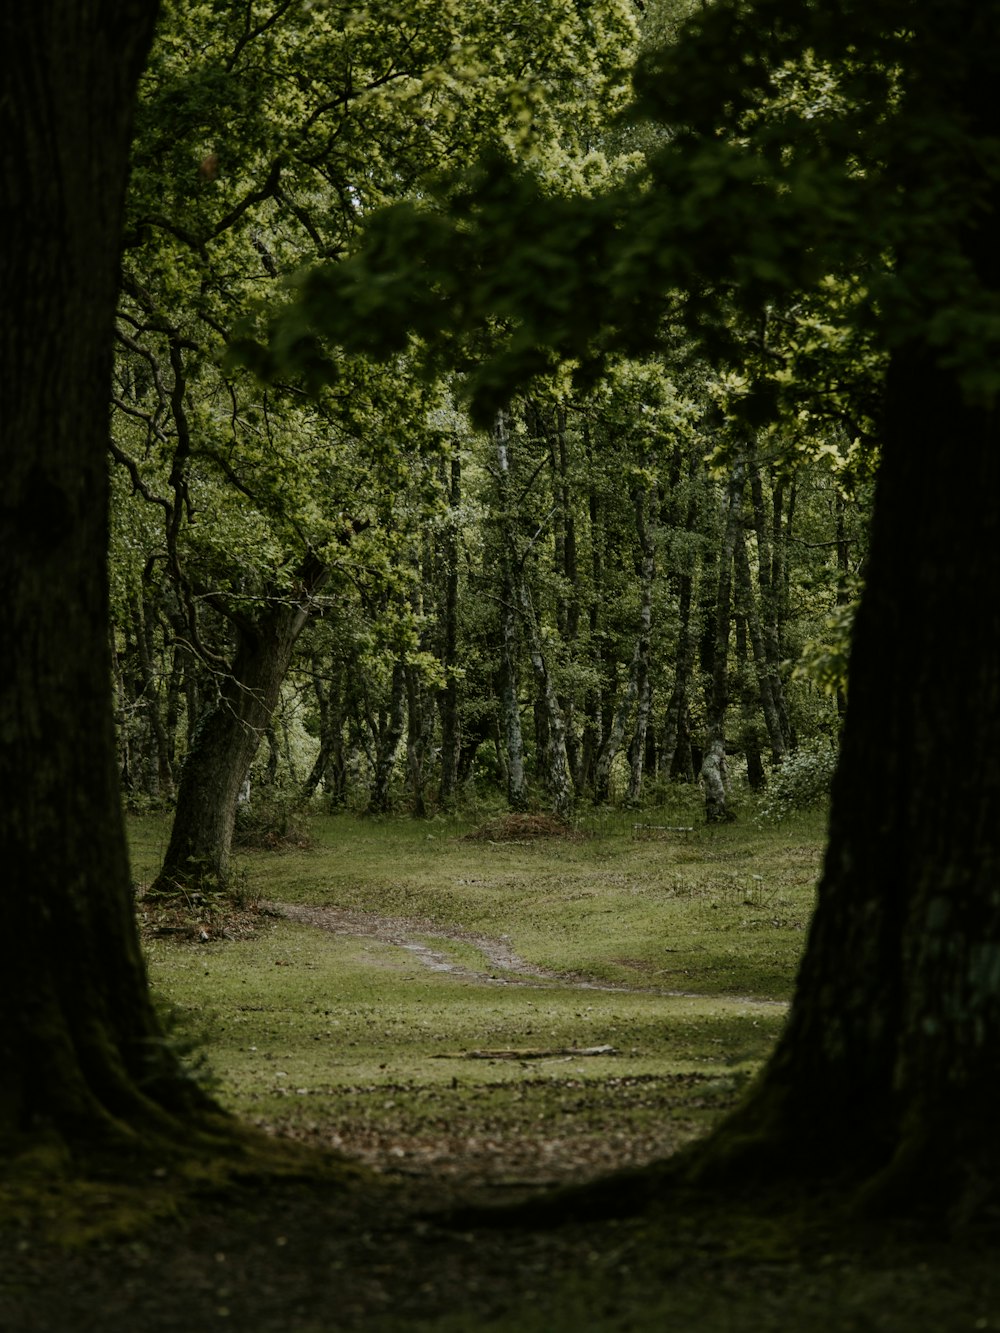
[263,901,785,1005]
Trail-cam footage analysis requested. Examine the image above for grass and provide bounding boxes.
[137,801,819,1191]
[7,802,996,1333]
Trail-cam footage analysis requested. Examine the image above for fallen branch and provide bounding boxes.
[435,1045,619,1061]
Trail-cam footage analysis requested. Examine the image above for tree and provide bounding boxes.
[0,0,227,1156]
[112,0,640,878]
[256,0,1000,1213]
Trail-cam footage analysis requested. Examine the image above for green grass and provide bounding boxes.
[229,807,822,1000]
[136,803,823,1187]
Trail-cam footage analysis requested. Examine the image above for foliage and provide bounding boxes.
[753,739,838,824]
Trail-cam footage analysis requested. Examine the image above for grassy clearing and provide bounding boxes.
[138,801,822,1190]
[205,801,819,1000]
[7,805,993,1333]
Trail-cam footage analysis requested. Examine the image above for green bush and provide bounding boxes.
[755,740,839,823]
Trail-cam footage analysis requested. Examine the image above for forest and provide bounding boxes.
[2,0,1000,1330]
[109,0,865,888]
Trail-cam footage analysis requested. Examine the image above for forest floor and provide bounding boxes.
[4,805,999,1331]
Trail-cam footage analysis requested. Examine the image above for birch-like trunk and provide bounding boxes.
[436,451,462,810]
[700,464,744,822]
[494,410,528,809]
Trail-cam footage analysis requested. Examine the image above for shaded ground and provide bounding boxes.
[5,1158,998,1333]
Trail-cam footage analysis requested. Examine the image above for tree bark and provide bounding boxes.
[747,452,793,752]
[367,658,407,814]
[436,450,462,811]
[699,465,743,822]
[594,483,657,805]
[515,573,573,818]
[662,455,701,782]
[494,410,528,809]
[734,522,787,764]
[0,0,223,1151]
[700,346,1000,1213]
[153,573,325,893]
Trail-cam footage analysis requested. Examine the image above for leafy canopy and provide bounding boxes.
[244,0,1000,421]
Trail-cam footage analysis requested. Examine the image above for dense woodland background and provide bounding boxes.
[108,0,869,878]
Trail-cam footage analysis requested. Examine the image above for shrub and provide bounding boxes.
[755,739,838,823]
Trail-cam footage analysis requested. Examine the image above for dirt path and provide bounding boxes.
[264,900,786,1005]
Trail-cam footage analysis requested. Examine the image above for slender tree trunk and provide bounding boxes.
[579,459,604,794]
[594,483,657,804]
[301,664,351,807]
[735,613,766,792]
[626,487,657,805]
[835,489,850,721]
[662,457,701,782]
[130,594,175,798]
[494,410,528,809]
[368,659,407,814]
[515,574,573,818]
[700,464,743,822]
[0,0,223,1151]
[404,662,433,818]
[437,450,462,810]
[748,453,793,753]
[734,522,787,764]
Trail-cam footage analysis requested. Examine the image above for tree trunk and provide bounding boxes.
[515,574,573,818]
[0,0,223,1152]
[153,587,321,893]
[494,410,528,809]
[700,346,1000,1214]
[594,483,657,805]
[368,659,407,814]
[699,465,743,822]
[748,452,793,752]
[404,662,433,818]
[436,450,462,811]
[662,456,701,782]
[734,522,787,764]
[626,487,656,806]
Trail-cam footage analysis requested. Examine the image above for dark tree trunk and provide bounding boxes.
[626,486,657,805]
[404,661,433,818]
[368,658,407,814]
[301,668,349,807]
[153,584,323,893]
[130,593,175,798]
[701,347,1000,1213]
[662,456,701,783]
[734,522,787,764]
[0,0,220,1151]
[748,453,793,752]
[594,482,656,805]
[516,572,573,818]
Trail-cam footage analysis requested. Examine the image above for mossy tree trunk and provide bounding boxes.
[153,583,324,894]
[0,0,222,1154]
